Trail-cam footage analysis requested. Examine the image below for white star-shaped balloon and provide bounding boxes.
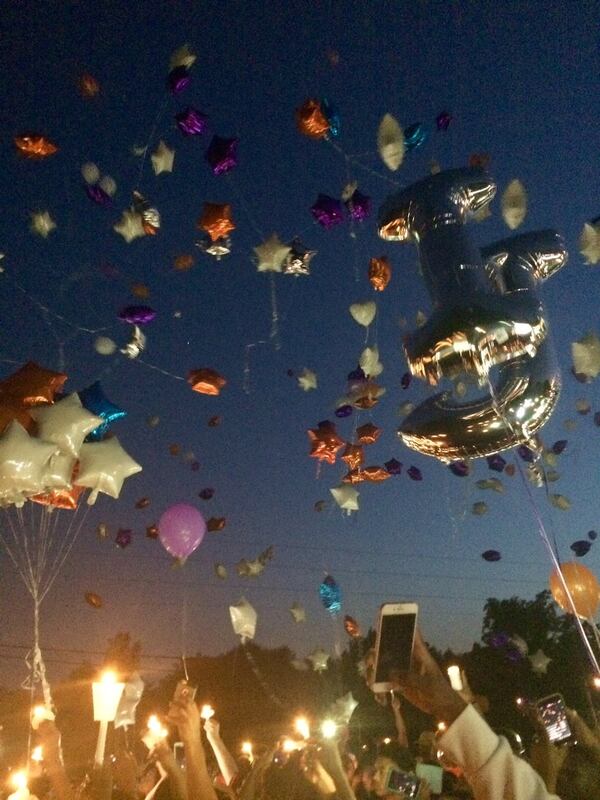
[349,301,377,327]
[229,597,257,642]
[328,692,358,725]
[151,140,175,175]
[579,222,600,266]
[377,114,405,171]
[359,346,383,378]
[237,558,265,577]
[529,649,551,674]
[114,208,145,243]
[0,421,58,496]
[308,648,330,673]
[30,211,56,238]
[501,179,527,230]
[30,393,103,458]
[77,437,142,504]
[572,332,600,379]
[330,484,359,514]
[290,602,306,623]
[214,563,228,579]
[297,368,317,391]
[254,234,292,273]
[169,43,196,71]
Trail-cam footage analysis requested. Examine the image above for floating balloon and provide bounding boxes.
[344,615,361,638]
[482,550,501,562]
[86,184,112,207]
[146,524,159,539]
[118,305,156,325]
[384,458,402,475]
[94,336,116,356]
[571,540,592,558]
[579,221,600,265]
[487,454,507,472]
[349,301,376,327]
[205,136,239,175]
[308,421,345,464]
[290,602,306,622]
[114,208,145,243]
[29,394,103,457]
[572,332,600,380]
[132,191,160,235]
[0,361,67,407]
[174,253,195,271]
[341,444,364,470]
[282,237,316,276]
[79,382,127,441]
[198,203,235,242]
[379,168,566,460]
[135,497,150,509]
[321,97,340,137]
[377,114,404,171]
[14,134,58,158]
[85,592,103,609]
[501,179,527,230]
[229,597,257,641]
[78,73,101,97]
[295,99,329,139]
[198,488,214,500]
[436,111,452,131]
[0,421,57,498]
[254,234,291,272]
[176,107,209,136]
[82,162,100,184]
[297,368,317,391]
[77,437,142,504]
[308,648,329,672]
[169,43,197,71]
[188,368,227,396]
[196,234,232,260]
[449,461,470,477]
[407,466,422,481]
[472,501,488,516]
[207,517,226,532]
[404,122,427,151]
[356,423,381,445]
[368,256,392,291]
[330,484,359,513]
[345,190,371,221]
[158,503,206,561]
[310,194,344,228]
[30,210,56,237]
[115,528,132,549]
[151,141,175,174]
[550,562,599,618]
[168,65,192,94]
[477,478,504,493]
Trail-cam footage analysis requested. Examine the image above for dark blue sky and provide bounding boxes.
[0,0,599,687]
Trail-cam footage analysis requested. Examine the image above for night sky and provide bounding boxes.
[0,0,599,689]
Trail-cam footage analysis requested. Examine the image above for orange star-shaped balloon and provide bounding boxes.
[342,468,367,484]
[207,517,227,532]
[0,361,67,406]
[352,380,385,410]
[356,422,381,445]
[362,466,392,482]
[295,99,329,139]
[0,400,34,434]
[368,256,392,291]
[31,483,85,510]
[14,135,59,158]
[341,444,364,470]
[197,203,236,242]
[188,368,227,396]
[308,420,345,464]
[78,73,101,98]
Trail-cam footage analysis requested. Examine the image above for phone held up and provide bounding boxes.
[173,679,198,705]
[535,693,575,745]
[371,602,418,694]
[385,766,422,798]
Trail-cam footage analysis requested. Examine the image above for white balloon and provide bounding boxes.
[349,301,376,327]
[229,597,257,641]
[95,336,117,355]
[377,114,405,171]
[81,162,100,184]
[501,179,527,230]
[98,175,117,197]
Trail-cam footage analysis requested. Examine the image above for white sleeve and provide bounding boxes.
[438,705,561,800]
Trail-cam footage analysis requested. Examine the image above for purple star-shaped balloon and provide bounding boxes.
[384,458,402,475]
[401,372,412,390]
[490,632,510,649]
[205,136,239,175]
[310,194,344,229]
[115,528,132,549]
[517,445,536,463]
[487,454,506,472]
[407,466,422,481]
[335,404,353,419]
[449,461,470,477]
[551,439,567,455]
[168,66,191,95]
[344,190,371,221]
[118,305,156,325]
[176,107,209,136]
[85,184,112,207]
[436,110,452,131]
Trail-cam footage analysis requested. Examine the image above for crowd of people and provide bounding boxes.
[6,626,600,800]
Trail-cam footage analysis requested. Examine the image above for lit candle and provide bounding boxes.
[200,704,215,721]
[446,665,463,692]
[593,676,600,690]
[294,716,310,740]
[30,747,43,763]
[241,741,253,762]
[92,670,125,766]
[8,770,29,800]
[320,719,337,739]
[143,715,168,750]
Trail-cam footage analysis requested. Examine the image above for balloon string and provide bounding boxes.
[326,140,402,188]
[242,341,267,394]
[269,274,281,350]
[135,96,170,190]
[241,643,285,709]
[132,357,186,382]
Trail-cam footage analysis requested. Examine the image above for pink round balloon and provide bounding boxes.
[158,503,206,560]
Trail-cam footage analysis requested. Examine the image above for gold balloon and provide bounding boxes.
[295,99,329,139]
[550,562,600,619]
[368,256,392,291]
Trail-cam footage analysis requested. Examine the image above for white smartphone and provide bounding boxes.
[372,602,418,693]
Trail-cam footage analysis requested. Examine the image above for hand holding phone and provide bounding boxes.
[173,679,197,705]
[385,766,421,798]
[371,603,418,693]
[535,694,575,745]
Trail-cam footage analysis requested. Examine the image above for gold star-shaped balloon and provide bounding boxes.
[254,233,291,273]
[579,222,600,265]
[151,140,175,175]
[30,211,56,238]
[297,368,317,391]
[114,208,145,243]
[290,602,306,623]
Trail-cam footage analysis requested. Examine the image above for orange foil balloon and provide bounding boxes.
[188,368,227,396]
[362,466,392,482]
[368,256,392,291]
[341,444,364,470]
[295,99,329,139]
[146,524,159,539]
[78,73,101,98]
[0,361,67,406]
[131,283,150,299]
[174,254,195,271]
[356,422,382,445]
[14,135,58,159]
[308,421,345,465]
[342,468,367,485]
[85,591,103,609]
[32,483,85,510]
[198,203,235,242]
[550,562,600,619]
[169,444,180,456]
[352,381,384,410]
[0,400,33,434]
[207,517,227,532]
[344,615,361,638]
[135,497,150,509]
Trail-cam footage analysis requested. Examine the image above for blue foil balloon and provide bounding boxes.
[79,381,127,441]
[319,574,341,614]
[322,98,341,138]
[404,123,427,151]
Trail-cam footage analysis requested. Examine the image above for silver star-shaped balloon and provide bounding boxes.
[307,648,329,673]
[30,210,56,238]
[290,602,306,623]
[114,208,145,243]
[151,140,175,175]
[254,233,291,273]
[529,649,551,674]
[169,43,196,71]
[30,393,103,457]
[572,332,600,379]
[0,421,58,496]
[297,368,317,391]
[77,437,142,504]
[579,222,600,265]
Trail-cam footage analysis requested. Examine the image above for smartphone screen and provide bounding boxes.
[375,610,417,684]
[174,742,186,769]
[536,695,572,744]
[386,768,420,798]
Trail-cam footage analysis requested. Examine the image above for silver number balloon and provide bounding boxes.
[378,170,567,460]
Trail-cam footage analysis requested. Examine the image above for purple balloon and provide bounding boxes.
[401,371,412,390]
[449,461,470,477]
[347,366,366,382]
[205,136,239,175]
[551,439,567,455]
[168,66,191,95]
[407,466,422,481]
[118,305,156,325]
[176,107,209,136]
[85,184,112,207]
[517,444,535,463]
[344,190,371,221]
[384,458,402,475]
[310,194,344,229]
[334,404,353,418]
[436,110,452,131]
[158,503,206,560]
[487,454,506,472]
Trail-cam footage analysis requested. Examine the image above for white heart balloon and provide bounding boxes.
[349,301,376,327]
